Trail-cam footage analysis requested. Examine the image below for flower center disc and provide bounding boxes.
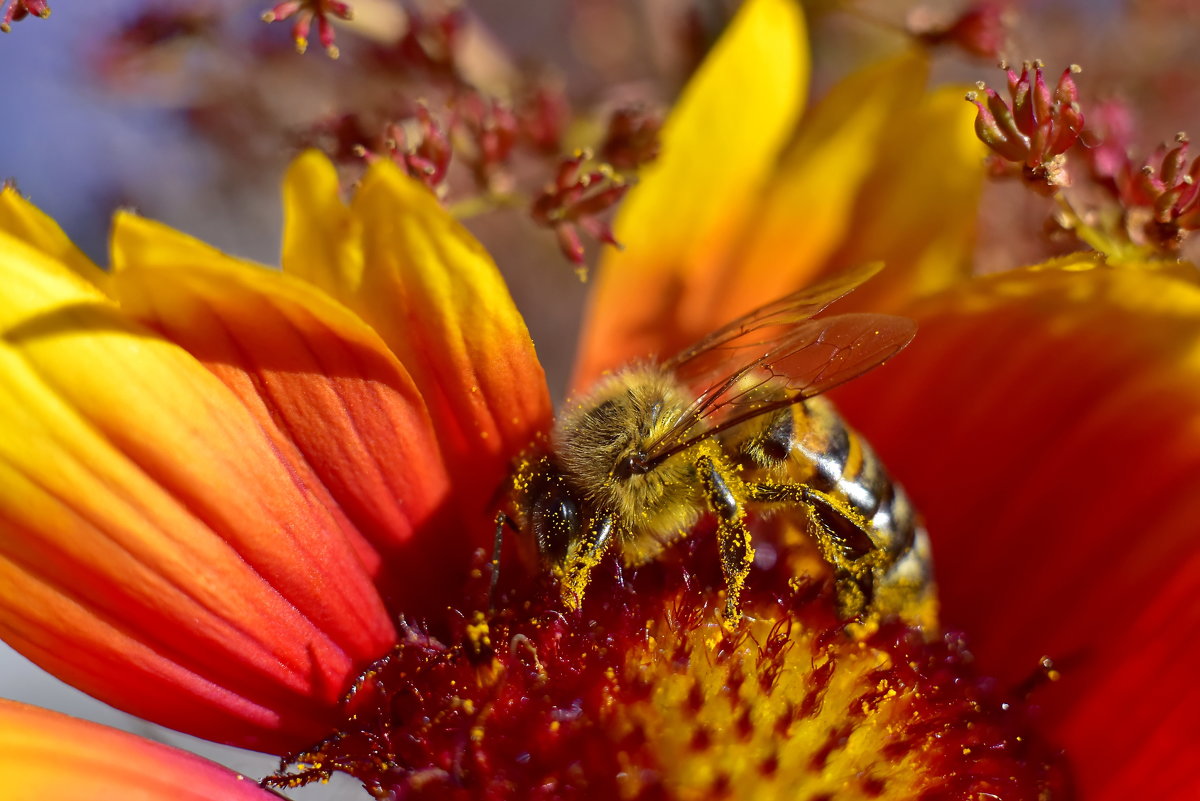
[269,529,1072,800]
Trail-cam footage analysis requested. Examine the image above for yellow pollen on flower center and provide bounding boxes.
[611,611,926,799]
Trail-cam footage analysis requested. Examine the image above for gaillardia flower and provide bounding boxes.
[1,1,1197,799]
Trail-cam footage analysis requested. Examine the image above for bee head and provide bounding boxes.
[552,366,695,518]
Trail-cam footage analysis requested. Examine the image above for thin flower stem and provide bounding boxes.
[449,191,527,219]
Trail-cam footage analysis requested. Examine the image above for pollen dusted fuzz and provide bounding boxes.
[499,264,935,625]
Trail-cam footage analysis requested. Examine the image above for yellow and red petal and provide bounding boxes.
[283,153,551,543]
[573,0,809,388]
[1,700,278,801]
[832,259,1200,801]
[0,231,395,753]
[108,212,458,614]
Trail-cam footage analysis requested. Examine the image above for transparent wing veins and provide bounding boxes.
[642,265,914,466]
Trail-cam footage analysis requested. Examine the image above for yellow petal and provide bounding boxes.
[0,185,108,290]
[281,150,365,298]
[574,0,809,387]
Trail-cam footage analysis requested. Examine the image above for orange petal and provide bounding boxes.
[109,212,458,615]
[831,260,1200,801]
[573,0,808,388]
[283,153,552,543]
[1,700,278,801]
[0,231,395,753]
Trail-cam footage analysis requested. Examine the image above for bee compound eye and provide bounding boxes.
[613,452,651,481]
[531,483,580,564]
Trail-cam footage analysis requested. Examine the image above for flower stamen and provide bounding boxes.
[1,0,49,33]
[262,0,352,58]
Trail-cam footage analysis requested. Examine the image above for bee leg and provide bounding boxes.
[491,511,518,611]
[612,559,627,591]
[559,513,617,612]
[747,482,880,620]
[695,455,754,622]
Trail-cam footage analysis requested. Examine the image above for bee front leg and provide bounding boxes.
[695,455,754,622]
[558,513,616,612]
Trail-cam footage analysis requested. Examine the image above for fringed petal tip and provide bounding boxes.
[0,184,108,290]
[283,151,552,544]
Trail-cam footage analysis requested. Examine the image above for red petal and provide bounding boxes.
[832,261,1200,801]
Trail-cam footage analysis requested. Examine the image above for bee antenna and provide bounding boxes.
[490,512,517,611]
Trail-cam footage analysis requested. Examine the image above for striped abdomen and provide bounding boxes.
[728,396,936,626]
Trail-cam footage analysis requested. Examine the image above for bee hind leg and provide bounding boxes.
[746,482,881,620]
[695,455,754,622]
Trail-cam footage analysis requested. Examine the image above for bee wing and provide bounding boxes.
[644,309,915,466]
[664,261,885,374]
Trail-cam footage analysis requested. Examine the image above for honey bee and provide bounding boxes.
[499,263,935,626]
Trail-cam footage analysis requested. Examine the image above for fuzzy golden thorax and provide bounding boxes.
[552,366,709,548]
